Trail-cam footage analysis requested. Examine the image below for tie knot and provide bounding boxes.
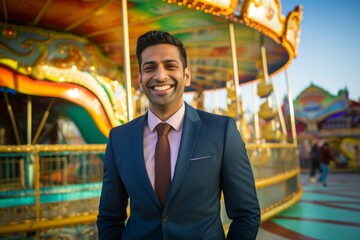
[156,123,171,136]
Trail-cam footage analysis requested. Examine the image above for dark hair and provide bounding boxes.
[136,31,187,69]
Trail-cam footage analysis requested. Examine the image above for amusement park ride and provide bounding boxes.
[0,0,303,237]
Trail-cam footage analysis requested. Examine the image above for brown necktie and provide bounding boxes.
[155,123,172,205]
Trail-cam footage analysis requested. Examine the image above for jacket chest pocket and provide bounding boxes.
[189,155,216,167]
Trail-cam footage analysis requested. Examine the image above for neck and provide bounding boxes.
[149,102,184,121]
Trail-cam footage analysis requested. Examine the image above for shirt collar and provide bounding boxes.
[147,102,185,132]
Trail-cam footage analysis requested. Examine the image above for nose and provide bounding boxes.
[154,66,168,81]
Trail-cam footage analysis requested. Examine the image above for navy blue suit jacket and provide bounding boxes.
[97,103,260,239]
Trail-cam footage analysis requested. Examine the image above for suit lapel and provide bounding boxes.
[167,104,201,204]
[130,114,161,207]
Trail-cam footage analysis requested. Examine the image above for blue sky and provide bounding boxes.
[274,0,360,101]
[201,0,360,112]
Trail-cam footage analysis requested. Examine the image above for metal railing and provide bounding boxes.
[0,145,105,237]
[0,143,301,237]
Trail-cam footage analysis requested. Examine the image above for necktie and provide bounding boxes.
[155,123,172,205]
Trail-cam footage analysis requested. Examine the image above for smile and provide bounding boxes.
[152,84,172,91]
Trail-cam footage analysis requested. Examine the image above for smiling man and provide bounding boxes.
[138,42,190,120]
[97,31,260,240]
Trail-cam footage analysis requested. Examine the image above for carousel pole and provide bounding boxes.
[3,91,21,144]
[32,98,55,144]
[269,75,287,137]
[195,86,204,110]
[285,69,298,145]
[122,0,133,121]
[260,38,270,85]
[228,22,241,122]
[27,96,34,189]
[259,36,275,136]
[252,84,260,143]
[27,95,32,144]
[260,37,287,137]
[213,87,219,114]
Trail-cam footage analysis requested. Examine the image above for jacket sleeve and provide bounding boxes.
[221,118,261,240]
[97,129,128,239]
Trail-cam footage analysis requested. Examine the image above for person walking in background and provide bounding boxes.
[97,30,260,240]
[309,138,322,183]
[318,142,334,187]
[298,140,310,168]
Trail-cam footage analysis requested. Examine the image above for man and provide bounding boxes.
[97,30,260,239]
[309,138,322,183]
[318,142,334,187]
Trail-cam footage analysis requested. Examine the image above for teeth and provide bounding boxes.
[153,85,171,91]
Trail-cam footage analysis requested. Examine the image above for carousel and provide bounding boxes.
[0,0,302,238]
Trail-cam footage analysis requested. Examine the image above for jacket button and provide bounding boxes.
[162,216,169,223]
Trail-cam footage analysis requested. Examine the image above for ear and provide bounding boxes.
[184,67,191,87]
[138,73,143,91]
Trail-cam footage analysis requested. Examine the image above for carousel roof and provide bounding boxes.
[0,0,302,91]
[0,0,302,137]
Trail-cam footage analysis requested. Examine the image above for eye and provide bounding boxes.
[143,66,155,72]
[166,63,178,70]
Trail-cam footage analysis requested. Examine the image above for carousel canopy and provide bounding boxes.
[0,0,302,138]
[0,0,302,91]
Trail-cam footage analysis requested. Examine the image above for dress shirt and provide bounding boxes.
[144,103,185,189]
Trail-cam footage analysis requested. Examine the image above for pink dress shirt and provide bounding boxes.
[143,103,185,189]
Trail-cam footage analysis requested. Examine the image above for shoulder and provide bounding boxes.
[110,114,146,136]
[191,108,233,130]
[198,109,231,123]
[195,109,237,134]
[185,103,231,123]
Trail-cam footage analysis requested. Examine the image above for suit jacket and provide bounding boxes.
[97,103,260,240]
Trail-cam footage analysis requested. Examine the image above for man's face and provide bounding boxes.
[138,44,191,111]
